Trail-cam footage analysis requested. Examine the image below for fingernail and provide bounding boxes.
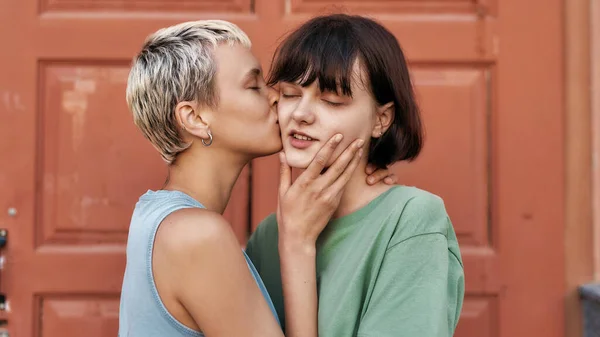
[334,134,343,142]
[368,177,374,183]
[357,139,365,147]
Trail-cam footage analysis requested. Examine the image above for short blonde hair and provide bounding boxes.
[126,20,251,164]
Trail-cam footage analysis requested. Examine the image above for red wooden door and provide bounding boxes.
[250,1,565,337]
[0,0,565,336]
[0,1,263,336]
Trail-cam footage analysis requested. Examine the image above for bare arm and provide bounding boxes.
[278,235,319,337]
[277,134,365,337]
[155,208,283,337]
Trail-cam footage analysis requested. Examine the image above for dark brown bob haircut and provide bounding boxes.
[268,14,423,168]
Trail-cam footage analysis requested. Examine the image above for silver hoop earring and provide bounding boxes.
[202,130,213,147]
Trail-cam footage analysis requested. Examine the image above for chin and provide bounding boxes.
[283,150,312,169]
[257,130,284,155]
[260,140,283,157]
[243,138,281,160]
[262,135,283,157]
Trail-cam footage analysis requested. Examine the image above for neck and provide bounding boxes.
[163,146,250,214]
[332,159,393,219]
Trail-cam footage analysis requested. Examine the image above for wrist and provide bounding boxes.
[278,220,319,246]
[278,236,317,257]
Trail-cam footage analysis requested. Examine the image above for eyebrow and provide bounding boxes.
[243,68,261,81]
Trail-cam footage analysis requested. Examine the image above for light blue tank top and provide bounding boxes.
[118,190,279,337]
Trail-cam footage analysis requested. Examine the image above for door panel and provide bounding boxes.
[250,1,564,337]
[0,0,565,336]
[0,1,261,336]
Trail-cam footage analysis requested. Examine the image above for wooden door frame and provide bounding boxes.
[593,0,600,283]
[565,0,598,336]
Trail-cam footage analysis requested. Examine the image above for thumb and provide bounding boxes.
[279,152,291,197]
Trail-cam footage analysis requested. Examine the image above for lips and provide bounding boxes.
[288,130,317,150]
[289,130,317,141]
[292,133,313,141]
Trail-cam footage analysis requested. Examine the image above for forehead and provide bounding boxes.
[213,43,260,82]
[348,60,370,91]
[283,60,370,95]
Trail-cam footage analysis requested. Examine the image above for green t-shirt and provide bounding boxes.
[246,185,465,337]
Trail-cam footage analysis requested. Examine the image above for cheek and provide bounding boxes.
[217,96,268,134]
[340,107,374,138]
[239,94,270,123]
[276,102,295,126]
[322,115,365,142]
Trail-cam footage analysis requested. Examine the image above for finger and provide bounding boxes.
[319,138,364,188]
[276,199,282,224]
[303,133,344,179]
[279,152,292,197]
[366,167,390,185]
[327,147,364,195]
[365,163,375,175]
[384,174,397,185]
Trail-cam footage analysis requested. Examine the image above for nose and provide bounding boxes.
[267,86,278,108]
[291,99,315,125]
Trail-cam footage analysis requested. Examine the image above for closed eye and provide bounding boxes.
[323,100,344,107]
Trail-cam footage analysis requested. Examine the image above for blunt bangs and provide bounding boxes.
[268,18,359,96]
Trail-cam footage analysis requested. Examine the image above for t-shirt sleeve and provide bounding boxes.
[357,194,464,337]
[357,233,453,337]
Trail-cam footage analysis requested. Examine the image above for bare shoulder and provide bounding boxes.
[154,208,283,336]
[152,208,283,335]
[156,207,239,258]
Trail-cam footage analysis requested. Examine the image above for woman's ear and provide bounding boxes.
[372,102,394,138]
[175,101,213,142]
